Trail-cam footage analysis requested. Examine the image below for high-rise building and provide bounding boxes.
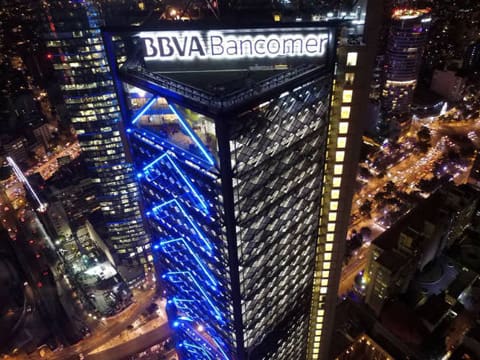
[43,0,151,280]
[464,41,480,72]
[103,0,378,353]
[378,8,431,138]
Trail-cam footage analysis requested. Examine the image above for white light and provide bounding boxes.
[6,156,47,212]
[440,102,448,116]
[137,29,329,61]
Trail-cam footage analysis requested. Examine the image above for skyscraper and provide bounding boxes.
[379,8,431,138]
[43,0,151,281]
[104,3,377,355]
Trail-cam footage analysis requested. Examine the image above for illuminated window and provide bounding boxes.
[328,212,337,222]
[346,52,358,66]
[330,201,338,211]
[335,151,345,162]
[342,90,353,103]
[333,177,342,187]
[334,164,343,175]
[325,243,333,251]
[324,253,331,261]
[339,122,349,134]
[337,137,347,149]
[341,106,351,119]
[326,233,334,242]
[331,189,340,199]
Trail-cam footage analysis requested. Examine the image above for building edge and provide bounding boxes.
[307,0,383,358]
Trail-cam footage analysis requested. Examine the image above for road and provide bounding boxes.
[340,113,480,296]
[86,322,171,360]
[2,141,81,210]
[46,288,157,360]
[25,141,81,180]
[338,223,384,296]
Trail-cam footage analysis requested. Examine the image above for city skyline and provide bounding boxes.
[1,0,480,359]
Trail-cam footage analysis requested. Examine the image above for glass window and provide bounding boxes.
[346,52,358,66]
[341,106,351,119]
[342,90,353,103]
[339,122,349,134]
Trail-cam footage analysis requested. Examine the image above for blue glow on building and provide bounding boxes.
[168,104,216,166]
[113,80,231,358]
[132,96,158,124]
[143,153,208,212]
[104,23,339,359]
[159,237,217,289]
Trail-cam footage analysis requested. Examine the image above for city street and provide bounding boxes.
[44,287,158,360]
[340,113,480,296]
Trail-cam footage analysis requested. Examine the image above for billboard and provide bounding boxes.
[134,26,334,72]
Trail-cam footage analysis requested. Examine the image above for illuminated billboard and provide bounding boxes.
[133,26,334,72]
[139,30,329,61]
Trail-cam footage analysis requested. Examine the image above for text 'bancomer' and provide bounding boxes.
[138,30,330,61]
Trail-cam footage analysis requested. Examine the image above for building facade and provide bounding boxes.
[104,17,374,358]
[378,8,431,138]
[43,0,151,278]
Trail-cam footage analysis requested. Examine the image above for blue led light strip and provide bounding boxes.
[168,104,215,166]
[132,96,158,124]
[151,199,213,254]
[143,153,208,211]
[159,237,217,289]
[181,342,215,360]
[165,271,223,321]
[131,126,217,171]
[143,153,167,171]
[205,331,230,360]
[182,328,230,360]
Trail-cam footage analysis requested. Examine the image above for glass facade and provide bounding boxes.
[231,80,331,360]
[117,74,333,359]
[123,86,234,359]
[43,1,150,275]
[104,23,363,360]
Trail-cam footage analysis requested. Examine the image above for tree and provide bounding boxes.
[384,181,396,194]
[359,200,372,217]
[417,126,431,144]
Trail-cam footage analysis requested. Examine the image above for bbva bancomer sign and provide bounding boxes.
[138,29,330,61]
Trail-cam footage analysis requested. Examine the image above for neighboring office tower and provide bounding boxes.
[379,8,431,139]
[104,16,374,359]
[43,0,151,280]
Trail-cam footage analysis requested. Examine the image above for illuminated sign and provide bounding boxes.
[137,29,330,62]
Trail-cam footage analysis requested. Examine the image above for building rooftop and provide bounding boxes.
[447,268,477,300]
[335,334,394,360]
[376,249,409,273]
[416,294,451,329]
[391,8,431,21]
